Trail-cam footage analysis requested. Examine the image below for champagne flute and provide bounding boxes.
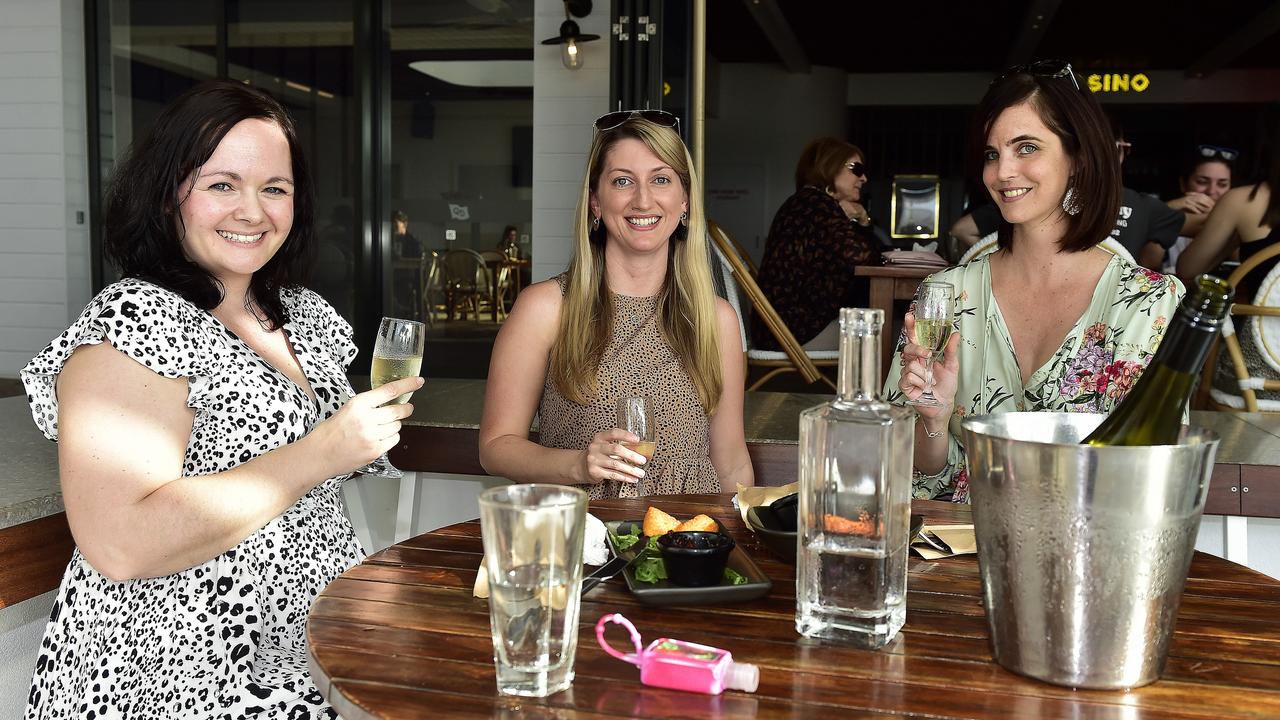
[616,396,656,481]
[357,317,425,478]
[908,281,954,408]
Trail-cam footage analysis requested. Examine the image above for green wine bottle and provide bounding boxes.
[1083,275,1234,447]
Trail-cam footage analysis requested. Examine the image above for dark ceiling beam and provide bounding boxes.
[741,0,809,74]
[1186,3,1280,78]
[1004,0,1062,68]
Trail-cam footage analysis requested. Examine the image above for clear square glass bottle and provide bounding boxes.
[795,308,914,648]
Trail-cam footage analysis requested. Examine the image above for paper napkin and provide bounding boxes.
[910,523,976,560]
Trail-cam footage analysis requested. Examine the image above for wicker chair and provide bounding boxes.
[1199,242,1280,413]
[419,251,449,325]
[708,221,837,391]
[479,250,516,319]
[440,249,492,321]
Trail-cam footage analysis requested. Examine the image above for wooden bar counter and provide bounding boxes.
[390,379,1280,518]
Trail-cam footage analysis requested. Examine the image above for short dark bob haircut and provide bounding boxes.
[102,80,315,330]
[968,67,1121,254]
[794,137,864,192]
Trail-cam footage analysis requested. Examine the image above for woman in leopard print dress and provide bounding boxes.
[19,81,420,718]
[479,111,754,496]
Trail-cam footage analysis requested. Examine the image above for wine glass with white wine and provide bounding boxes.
[908,281,954,408]
[616,396,656,487]
[357,317,425,479]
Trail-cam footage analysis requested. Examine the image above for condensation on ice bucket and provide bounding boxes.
[960,412,1219,690]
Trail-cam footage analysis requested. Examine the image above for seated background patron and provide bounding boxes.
[754,137,881,351]
[1177,124,1279,408]
[1163,145,1236,272]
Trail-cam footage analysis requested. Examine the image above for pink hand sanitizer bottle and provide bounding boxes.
[595,613,760,695]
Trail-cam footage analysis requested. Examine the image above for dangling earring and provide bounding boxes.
[591,216,601,231]
[1061,187,1081,216]
[680,211,688,226]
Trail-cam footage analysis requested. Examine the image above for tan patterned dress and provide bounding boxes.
[537,281,719,499]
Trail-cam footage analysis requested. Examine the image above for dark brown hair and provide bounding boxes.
[103,80,315,330]
[968,68,1121,253]
[1248,116,1280,229]
[794,137,863,192]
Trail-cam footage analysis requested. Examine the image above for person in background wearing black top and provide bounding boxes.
[951,118,1184,271]
[753,137,881,351]
[392,209,422,259]
[1162,146,1235,272]
[498,224,520,256]
[1177,123,1280,407]
[1168,145,1235,227]
[391,209,422,317]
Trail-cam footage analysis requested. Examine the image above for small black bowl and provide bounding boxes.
[766,493,798,532]
[745,506,796,563]
[657,531,735,587]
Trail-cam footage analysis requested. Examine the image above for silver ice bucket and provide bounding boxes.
[961,412,1219,689]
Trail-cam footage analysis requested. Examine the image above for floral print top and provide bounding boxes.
[883,254,1184,502]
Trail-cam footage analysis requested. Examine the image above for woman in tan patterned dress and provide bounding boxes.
[479,111,754,497]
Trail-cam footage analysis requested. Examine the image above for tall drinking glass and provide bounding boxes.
[356,317,425,479]
[908,282,955,408]
[478,484,588,697]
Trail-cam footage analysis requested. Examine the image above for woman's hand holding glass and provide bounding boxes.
[358,317,425,478]
[899,310,962,422]
[578,429,647,486]
[904,282,956,409]
[312,376,423,477]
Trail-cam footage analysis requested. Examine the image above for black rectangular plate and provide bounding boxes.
[605,520,773,606]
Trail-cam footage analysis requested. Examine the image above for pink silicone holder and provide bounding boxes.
[595,613,644,667]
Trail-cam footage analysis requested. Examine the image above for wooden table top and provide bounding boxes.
[854,264,938,279]
[307,495,1280,719]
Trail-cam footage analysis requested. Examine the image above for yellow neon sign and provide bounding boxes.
[1086,73,1151,93]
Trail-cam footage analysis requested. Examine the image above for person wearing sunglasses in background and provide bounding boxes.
[885,61,1183,502]
[753,137,881,351]
[1161,145,1236,272]
[479,110,754,497]
[1177,124,1280,409]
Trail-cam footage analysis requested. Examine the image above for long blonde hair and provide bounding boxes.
[548,119,724,415]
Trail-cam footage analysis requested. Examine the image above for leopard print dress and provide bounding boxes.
[537,281,719,499]
[20,278,362,719]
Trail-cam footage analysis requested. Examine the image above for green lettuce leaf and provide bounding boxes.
[609,529,640,552]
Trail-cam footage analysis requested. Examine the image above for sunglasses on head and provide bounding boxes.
[593,109,680,133]
[1197,144,1239,162]
[846,162,867,178]
[993,59,1081,92]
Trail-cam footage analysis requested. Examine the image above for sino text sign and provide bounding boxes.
[1087,73,1150,94]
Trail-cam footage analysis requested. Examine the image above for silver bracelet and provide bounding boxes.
[919,416,946,439]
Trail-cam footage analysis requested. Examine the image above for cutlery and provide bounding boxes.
[581,551,640,596]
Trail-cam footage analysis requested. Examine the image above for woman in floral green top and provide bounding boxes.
[884,62,1184,502]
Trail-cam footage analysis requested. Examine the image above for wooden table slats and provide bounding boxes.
[308,496,1280,719]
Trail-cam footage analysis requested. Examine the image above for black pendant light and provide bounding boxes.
[540,0,600,70]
